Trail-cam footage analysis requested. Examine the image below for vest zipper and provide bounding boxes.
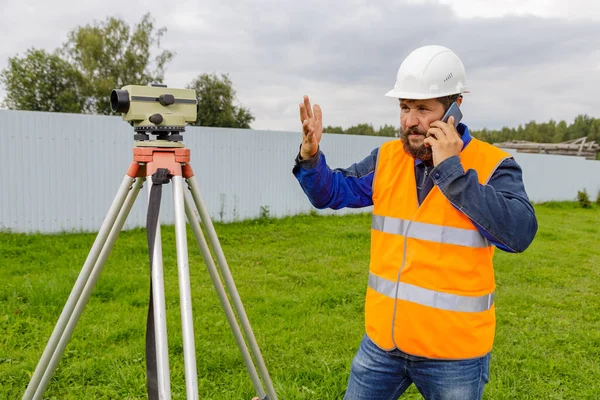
[422,165,433,188]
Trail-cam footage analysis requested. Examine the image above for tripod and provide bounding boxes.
[22,139,278,400]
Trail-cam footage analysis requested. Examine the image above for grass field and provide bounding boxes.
[1,202,599,399]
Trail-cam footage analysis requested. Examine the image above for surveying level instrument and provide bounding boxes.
[22,84,278,400]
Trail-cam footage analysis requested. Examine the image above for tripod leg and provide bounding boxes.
[25,176,143,400]
[183,192,267,400]
[23,174,138,399]
[186,176,278,400]
[146,175,172,400]
[173,176,199,400]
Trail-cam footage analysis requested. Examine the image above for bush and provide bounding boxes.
[597,190,600,205]
[577,189,592,208]
[259,205,271,220]
[255,205,274,225]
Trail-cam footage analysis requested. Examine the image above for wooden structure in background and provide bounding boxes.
[493,137,599,160]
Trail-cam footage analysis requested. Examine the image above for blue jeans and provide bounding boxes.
[344,335,491,400]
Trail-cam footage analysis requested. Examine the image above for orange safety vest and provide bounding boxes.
[366,138,511,359]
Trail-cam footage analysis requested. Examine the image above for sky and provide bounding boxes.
[0,0,599,133]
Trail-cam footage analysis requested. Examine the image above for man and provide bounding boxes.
[292,45,538,400]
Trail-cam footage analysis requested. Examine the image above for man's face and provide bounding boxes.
[399,98,446,161]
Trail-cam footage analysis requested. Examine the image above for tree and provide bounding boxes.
[323,125,345,134]
[62,13,174,114]
[0,48,86,113]
[567,115,593,140]
[187,73,254,128]
[589,119,600,143]
[552,120,568,143]
[377,124,398,137]
[346,123,376,136]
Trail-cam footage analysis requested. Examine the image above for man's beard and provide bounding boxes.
[400,127,432,161]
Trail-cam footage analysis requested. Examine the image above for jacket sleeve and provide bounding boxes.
[292,147,378,209]
[430,156,538,253]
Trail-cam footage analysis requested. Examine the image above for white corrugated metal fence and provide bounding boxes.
[1,110,599,233]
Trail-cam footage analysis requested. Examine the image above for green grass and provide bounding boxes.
[1,202,599,399]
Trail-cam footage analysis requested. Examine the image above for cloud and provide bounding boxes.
[437,0,600,20]
[0,0,599,134]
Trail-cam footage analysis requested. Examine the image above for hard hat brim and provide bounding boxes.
[385,89,469,100]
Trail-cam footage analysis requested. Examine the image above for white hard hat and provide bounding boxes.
[385,45,469,100]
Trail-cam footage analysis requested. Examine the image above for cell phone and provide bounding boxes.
[441,102,463,128]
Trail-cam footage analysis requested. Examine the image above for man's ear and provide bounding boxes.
[456,96,463,107]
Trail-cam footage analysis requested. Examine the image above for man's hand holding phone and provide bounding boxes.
[424,104,464,167]
[299,95,323,160]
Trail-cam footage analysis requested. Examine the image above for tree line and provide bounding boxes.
[472,115,600,144]
[324,124,398,137]
[325,115,600,145]
[0,14,254,129]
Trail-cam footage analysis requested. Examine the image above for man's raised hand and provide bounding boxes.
[299,95,323,159]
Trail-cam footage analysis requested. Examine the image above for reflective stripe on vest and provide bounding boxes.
[372,215,489,248]
[368,272,494,313]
